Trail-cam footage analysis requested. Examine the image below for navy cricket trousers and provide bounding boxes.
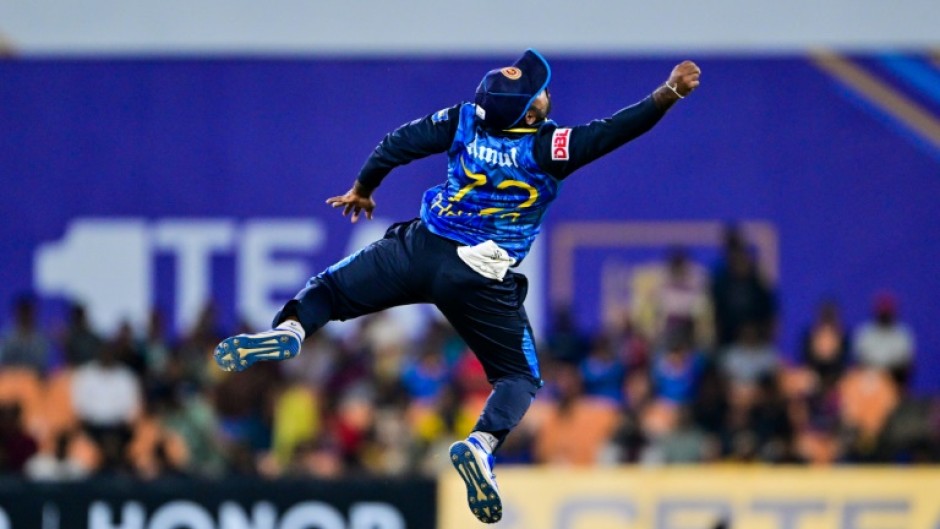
[274,218,541,443]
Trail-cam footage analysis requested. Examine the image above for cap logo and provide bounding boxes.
[500,67,522,80]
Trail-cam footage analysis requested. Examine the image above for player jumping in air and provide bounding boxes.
[215,50,700,524]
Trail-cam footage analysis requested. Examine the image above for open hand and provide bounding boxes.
[326,182,375,223]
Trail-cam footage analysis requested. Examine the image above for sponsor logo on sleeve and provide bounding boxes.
[552,128,571,161]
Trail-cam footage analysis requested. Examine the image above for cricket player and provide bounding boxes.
[215,49,700,523]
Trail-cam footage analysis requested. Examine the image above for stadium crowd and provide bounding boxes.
[0,228,932,481]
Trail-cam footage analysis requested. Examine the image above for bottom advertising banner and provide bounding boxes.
[439,467,940,529]
[0,477,436,529]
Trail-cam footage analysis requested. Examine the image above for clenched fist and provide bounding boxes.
[667,60,701,97]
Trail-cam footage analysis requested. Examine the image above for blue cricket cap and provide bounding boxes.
[474,48,552,130]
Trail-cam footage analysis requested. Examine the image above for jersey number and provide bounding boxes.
[450,159,538,220]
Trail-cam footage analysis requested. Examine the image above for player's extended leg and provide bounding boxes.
[215,221,422,372]
[447,373,538,524]
[432,267,541,524]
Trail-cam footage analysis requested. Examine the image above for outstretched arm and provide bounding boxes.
[328,105,461,222]
[536,60,701,180]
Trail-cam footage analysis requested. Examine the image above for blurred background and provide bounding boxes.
[1,1,939,528]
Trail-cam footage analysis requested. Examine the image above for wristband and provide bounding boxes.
[665,82,685,99]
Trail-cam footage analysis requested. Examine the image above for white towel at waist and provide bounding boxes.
[456,240,516,281]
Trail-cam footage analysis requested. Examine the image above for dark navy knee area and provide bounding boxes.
[276,218,542,387]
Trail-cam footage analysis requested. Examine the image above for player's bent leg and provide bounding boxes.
[214,277,336,373]
[214,321,304,373]
[214,279,332,373]
[215,221,420,373]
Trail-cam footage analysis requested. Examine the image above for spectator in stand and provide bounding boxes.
[452,349,493,404]
[331,389,378,474]
[603,369,658,464]
[747,376,795,462]
[213,361,281,453]
[148,437,189,479]
[0,294,51,374]
[225,442,260,476]
[62,302,103,367]
[638,402,715,464]
[111,320,146,375]
[535,363,619,465]
[719,322,779,386]
[580,336,627,403]
[632,246,713,350]
[0,403,38,474]
[71,343,142,472]
[710,224,745,279]
[710,227,776,347]
[877,399,940,463]
[401,346,449,404]
[139,308,172,378]
[546,306,591,365]
[2,282,939,476]
[411,385,480,474]
[651,329,706,405]
[279,331,342,396]
[715,323,791,461]
[659,247,713,347]
[720,380,761,461]
[150,376,226,477]
[606,316,650,372]
[323,342,373,412]
[289,435,345,478]
[177,302,225,387]
[853,291,916,386]
[800,299,850,391]
[361,312,410,388]
[690,361,728,437]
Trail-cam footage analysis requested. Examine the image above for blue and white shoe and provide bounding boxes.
[449,436,502,524]
[214,328,302,372]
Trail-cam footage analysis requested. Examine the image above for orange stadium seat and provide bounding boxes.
[839,367,899,440]
[534,397,619,465]
[0,368,45,439]
[38,369,78,453]
[68,430,102,471]
[128,415,190,478]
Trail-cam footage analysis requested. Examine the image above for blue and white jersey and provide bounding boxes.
[356,95,665,262]
[420,103,561,262]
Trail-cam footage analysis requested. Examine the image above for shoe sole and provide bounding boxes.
[450,441,502,524]
[214,333,300,372]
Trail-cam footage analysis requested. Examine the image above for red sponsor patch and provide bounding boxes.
[552,128,571,161]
